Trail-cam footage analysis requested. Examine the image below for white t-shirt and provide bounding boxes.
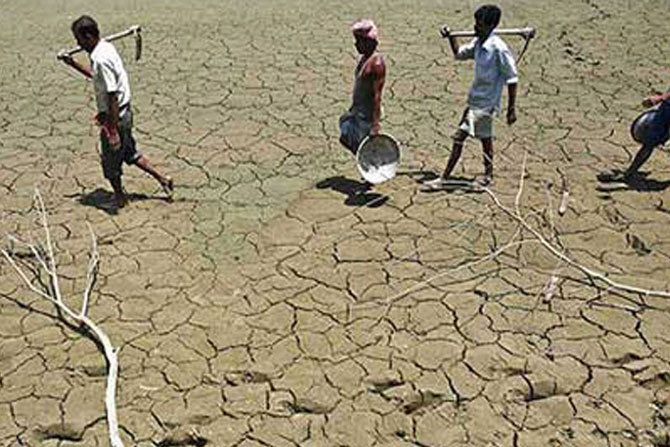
[456,33,518,112]
[90,40,131,117]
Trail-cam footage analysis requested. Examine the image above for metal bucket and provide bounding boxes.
[356,134,401,184]
[630,106,670,146]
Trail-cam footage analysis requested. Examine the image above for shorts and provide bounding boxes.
[100,109,142,180]
[339,112,372,155]
[456,107,494,139]
[647,100,670,146]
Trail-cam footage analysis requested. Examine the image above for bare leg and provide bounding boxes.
[423,131,469,189]
[624,144,655,178]
[133,155,173,197]
[441,132,467,180]
[481,137,493,185]
[109,177,127,208]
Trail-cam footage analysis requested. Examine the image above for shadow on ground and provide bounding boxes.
[73,188,167,215]
[396,170,438,183]
[596,170,670,193]
[316,176,388,207]
[417,175,484,194]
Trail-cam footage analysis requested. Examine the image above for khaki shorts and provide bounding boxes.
[456,107,494,139]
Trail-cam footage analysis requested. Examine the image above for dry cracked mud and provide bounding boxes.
[2,0,670,446]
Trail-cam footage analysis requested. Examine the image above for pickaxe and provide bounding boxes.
[57,25,143,62]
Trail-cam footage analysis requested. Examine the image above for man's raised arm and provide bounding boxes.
[58,54,92,79]
[440,26,461,57]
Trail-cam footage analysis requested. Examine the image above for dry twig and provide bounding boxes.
[481,154,670,299]
[1,189,124,447]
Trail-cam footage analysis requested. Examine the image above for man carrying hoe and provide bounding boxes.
[426,4,518,188]
[60,15,173,209]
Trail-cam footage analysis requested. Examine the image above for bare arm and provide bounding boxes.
[100,92,121,149]
[59,54,92,79]
[440,26,461,57]
[507,83,517,125]
[107,92,120,130]
[643,91,670,108]
[448,35,460,57]
[370,55,386,135]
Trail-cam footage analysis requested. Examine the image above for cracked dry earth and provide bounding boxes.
[2,0,670,446]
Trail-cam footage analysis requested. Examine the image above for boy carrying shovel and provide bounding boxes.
[425,4,518,188]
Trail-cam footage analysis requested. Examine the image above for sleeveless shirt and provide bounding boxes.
[350,57,375,121]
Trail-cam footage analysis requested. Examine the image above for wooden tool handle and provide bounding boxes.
[444,26,536,39]
[57,25,142,59]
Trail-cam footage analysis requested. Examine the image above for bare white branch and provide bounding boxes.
[2,190,124,447]
[558,190,570,217]
[34,189,63,303]
[374,224,529,325]
[81,223,99,318]
[558,170,570,216]
[514,151,527,217]
[1,249,63,307]
[481,158,670,299]
[6,235,52,275]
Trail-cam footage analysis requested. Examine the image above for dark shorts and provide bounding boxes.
[339,112,372,155]
[647,100,670,146]
[100,110,142,180]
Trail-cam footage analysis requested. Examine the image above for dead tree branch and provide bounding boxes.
[482,154,670,299]
[1,189,124,447]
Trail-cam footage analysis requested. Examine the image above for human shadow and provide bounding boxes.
[396,169,438,183]
[596,170,670,193]
[316,176,388,207]
[74,188,166,215]
[417,174,484,194]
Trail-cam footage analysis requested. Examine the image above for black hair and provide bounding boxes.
[355,35,378,55]
[71,15,100,38]
[474,4,501,29]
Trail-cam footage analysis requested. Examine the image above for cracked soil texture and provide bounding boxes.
[2,0,670,446]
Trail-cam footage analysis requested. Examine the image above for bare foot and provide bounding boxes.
[422,177,448,189]
[115,193,128,209]
[161,177,174,201]
[477,175,493,187]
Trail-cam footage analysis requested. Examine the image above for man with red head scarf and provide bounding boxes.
[339,19,386,155]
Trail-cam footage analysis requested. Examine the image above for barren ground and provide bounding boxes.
[2,0,670,446]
